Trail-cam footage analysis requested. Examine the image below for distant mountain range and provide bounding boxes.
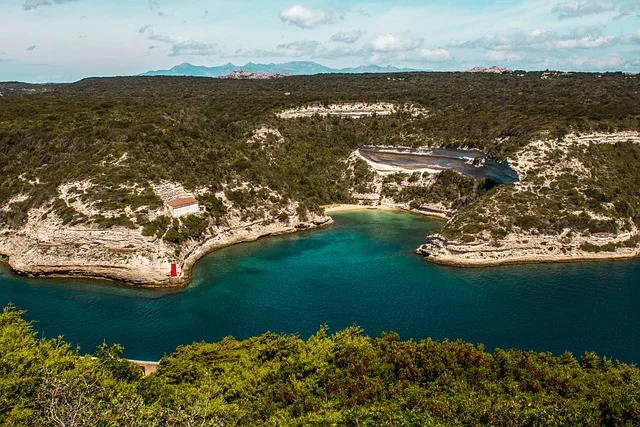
[139,61,422,77]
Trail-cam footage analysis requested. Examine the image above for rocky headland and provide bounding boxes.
[416,231,639,267]
[415,132,640,267]
[326,132,640,268]
[2,130,639,286]
[0,180,332,287]
[2,71,639,288]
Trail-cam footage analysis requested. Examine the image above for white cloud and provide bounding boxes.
[597,53,626,68]
[148,34,219,57]
[417,48,452,62]
[553,36,611,48]
[458,26,614,51]
[330,30,363,44]
[619,31,640,44]
[237,40,319,58]
[23,0,49,9]
[23,0,78,10]
[536,51,629,71]
[359,38,452,65]
[315,45,360,59]
[568,52,626,68]
[234,35,450,65]
[280,5,336,29]
[370,34,423,52]
[275,40,319,56]
[614,3,638,20]
[552,1,615,19]
[486,50,526,61]
[5,0,639,81]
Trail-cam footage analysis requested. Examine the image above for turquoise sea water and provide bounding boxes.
[1,210,639,362]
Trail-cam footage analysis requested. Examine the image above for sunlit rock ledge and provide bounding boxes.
[276,102,429,119]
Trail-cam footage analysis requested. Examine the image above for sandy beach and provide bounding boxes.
[323,203,449,220]
[323,203,394,213]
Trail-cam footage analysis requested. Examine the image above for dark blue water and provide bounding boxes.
[1,210,639,362]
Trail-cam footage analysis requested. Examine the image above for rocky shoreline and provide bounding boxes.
[413,132,640,268]
[0,212,333,289]
[3,202,639,288]
[327,206,640,268]
[173,215,333,288]
[4,131,640,287]
[416,234,640,268]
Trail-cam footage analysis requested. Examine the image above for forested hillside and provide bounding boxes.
[1,306,639,426]
[2,72,639,229]
[1,72,639,282]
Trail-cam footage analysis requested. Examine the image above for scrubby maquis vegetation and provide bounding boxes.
[1,72,639,231]
[440,140,640,243]
[2,306,639,426]
[382,169,491,210]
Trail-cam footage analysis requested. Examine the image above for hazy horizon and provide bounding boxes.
[3,60,637,85]
[1,0,639,83]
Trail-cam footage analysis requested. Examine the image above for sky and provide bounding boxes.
[0,0,639,82]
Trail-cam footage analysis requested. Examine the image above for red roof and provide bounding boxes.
[167,197,198,208]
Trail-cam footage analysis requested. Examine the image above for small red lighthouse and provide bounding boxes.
[170,263,177,278]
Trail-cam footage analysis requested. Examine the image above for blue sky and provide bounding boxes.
[0,0,639,82]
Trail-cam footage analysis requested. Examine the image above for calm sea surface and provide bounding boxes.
[1,210,639,362]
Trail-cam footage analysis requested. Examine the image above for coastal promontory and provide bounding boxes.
[1,72,639,285]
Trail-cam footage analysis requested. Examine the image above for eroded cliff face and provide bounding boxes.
[339,147,492,219]
[276,102,429,119]
[417,132,640,266]
[416,229,640,266]
[0,206,173,284]
[0,182,331,287]
[3,130,639,285]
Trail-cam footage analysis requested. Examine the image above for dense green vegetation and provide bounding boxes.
[382,170,490,210]
[441,141,640,242]
[1,306,639,426]
[1,72,639,232]
[2,74,639,424]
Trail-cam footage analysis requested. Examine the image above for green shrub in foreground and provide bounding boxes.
[1,305,639,426]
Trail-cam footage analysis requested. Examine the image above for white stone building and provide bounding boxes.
[166,197,199,218]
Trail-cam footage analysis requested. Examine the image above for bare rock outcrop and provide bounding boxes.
[0,207,173,285]
[277,102,428,119]
[417,231,640,266]
[416,132,640,266]
[0,184,332,287]
[467,66,513,74]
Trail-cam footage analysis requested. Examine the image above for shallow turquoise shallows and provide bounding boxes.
[1,210,639,363]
